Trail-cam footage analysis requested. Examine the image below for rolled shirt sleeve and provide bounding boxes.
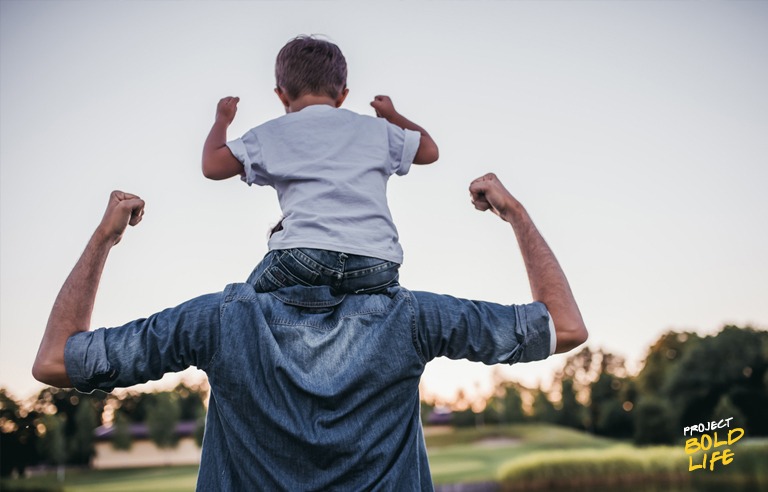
[386,124,420,176]
[64,292,223,393]
[227,131,270,186]
[548,315,557,355]
[412,292,553,365]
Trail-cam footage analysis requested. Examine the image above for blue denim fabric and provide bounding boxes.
[248,248,400,295]
[65,285,553,491]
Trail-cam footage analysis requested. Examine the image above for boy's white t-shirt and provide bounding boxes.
[227,105,421,264]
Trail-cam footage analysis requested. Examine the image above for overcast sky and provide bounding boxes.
[2,0,766,404]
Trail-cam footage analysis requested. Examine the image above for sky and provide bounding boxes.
[1,0,767,405]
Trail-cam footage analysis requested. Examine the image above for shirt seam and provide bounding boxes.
[206,288,233,371]
[406,291,427,364]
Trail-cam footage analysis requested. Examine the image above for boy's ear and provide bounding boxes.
[335,87,349,108]
[275,87,290,110]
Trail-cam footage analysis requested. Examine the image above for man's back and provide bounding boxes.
[202,284,430,490]
[65,282,552,490]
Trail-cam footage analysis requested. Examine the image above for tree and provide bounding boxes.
[173,382,208,447]
[112,390,154,423]
[38,414,67,481]
[32,387,106,466]
[595,399,633,439]
[420,399,435,427]
[175,382,207,421]
[633,396,675,445]
[531,388,558,424]
[589,371,633,438]
[557,378,585,430]
[68,397,98,465]
[553,347,628,433]
[0,389,41,477]
[710,393,745,427]
[635,331,701,397]
[146,392,181,448]
[484,383,526,425]
[112,410,132,450]
[665,326,768,436]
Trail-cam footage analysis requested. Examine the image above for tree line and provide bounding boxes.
[422,325,767,444]
[0,382,206,478]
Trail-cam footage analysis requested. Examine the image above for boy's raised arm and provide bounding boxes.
[370,95,439,165]
[202,97,244,180]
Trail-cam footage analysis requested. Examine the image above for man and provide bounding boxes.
[33,173,587,490]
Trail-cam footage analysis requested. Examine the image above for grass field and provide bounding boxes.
[427,424,616,485]
[3,425,765,491]
[0,465,199,492]
[1,424,614,491]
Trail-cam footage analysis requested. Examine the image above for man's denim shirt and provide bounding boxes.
[65,284,553,491]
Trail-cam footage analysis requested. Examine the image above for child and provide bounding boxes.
[202,35,438,294]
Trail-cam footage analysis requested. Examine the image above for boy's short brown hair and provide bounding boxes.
[275,35,347,100]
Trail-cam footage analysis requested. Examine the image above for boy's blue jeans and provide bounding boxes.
[247,248,400,295]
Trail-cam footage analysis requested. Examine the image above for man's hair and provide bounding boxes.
[275,35,347,100]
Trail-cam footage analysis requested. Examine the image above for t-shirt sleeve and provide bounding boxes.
[227,130,272,186]
[386,123,421,176]
[64,292,223,393]
[411,292,553,365]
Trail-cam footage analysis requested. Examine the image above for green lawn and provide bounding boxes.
[6,426,764,490]
[0,466,199,492]
[427,424,617,485]
[2,424,617,490]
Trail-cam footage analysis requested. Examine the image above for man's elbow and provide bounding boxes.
[32,356,71,388]
[32,360,55,386]
[554,323,589,354]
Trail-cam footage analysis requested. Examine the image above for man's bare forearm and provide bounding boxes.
[32,231,113,386]
[33,191,145,387]
[501,202,587,353]
[469,173,587,353]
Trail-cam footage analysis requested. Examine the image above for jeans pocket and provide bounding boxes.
[254,249,321,292]
[343,262,400,294]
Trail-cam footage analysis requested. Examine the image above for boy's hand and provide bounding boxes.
[216,96,240,125]
[370,95,398,120]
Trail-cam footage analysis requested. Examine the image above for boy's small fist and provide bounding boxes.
[370,95,397,120]
[216,96,240,124]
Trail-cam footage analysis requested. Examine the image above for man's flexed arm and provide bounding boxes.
[32,191,145,387]
[469,173,587,353]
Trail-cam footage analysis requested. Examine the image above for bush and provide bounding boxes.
[497,439,768,491]
[497,445,685,490]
